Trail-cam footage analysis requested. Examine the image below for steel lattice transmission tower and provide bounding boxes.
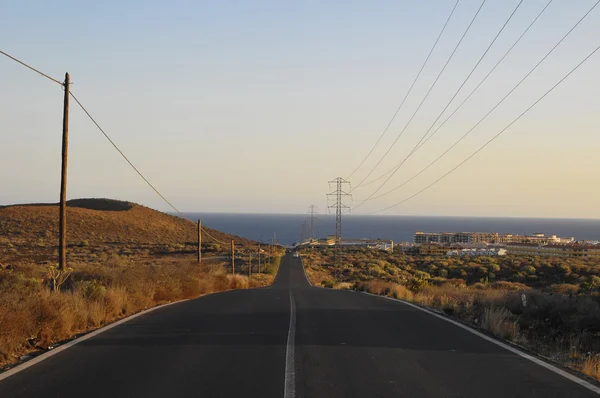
[307,205,319,240]
[327,178,351,267]
[299,220,308,243]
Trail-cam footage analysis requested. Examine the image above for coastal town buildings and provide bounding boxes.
[505,243,600,257]
[414,231,574,245]
[418,243,506,257]
[298,236,394,251]
[414,229,598,257]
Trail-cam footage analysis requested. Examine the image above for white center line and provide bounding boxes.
[284,290,296,398]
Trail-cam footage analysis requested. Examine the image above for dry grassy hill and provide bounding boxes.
[0,198,256,249]
[0,199,281,367]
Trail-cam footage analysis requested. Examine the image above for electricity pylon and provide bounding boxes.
[299,220,308,243]
[307,205,319,240]
[327,178,351,268]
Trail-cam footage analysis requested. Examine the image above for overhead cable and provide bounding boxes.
[346,0,461,180]
[353,0,488,191]
[367,0,599,202]
[0,49,63,86]
[70,92,183,216]
[355,0,554,190]
[370,41,600,214]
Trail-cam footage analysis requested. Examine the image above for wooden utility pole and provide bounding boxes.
[248,253,252,278]
[258,244,261,274]
[197,220,202,264]
[58,73,70,271]
[231,240,235,274]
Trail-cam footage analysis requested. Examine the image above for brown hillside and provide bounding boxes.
[0,198,255,248]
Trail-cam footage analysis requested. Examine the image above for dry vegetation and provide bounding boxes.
[0,198,258,259]
[0,199,282,368]
[300,247,600,381]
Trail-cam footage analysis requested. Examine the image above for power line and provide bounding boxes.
[414,0,553,153]
[346,0,460,181]
[352,0,523,209]
[366,0,599,202]
[70,92,183,217]
[353,0,487,191]
[0,49,229,247]
[0,50,63,86]
[74,96,227,244]
[72,93,232,245]
[1,49,186,220]
[370,39,600,214]
[201,226,228,246]
[355,0,554,190]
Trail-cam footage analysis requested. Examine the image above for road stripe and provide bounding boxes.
[362,291,600,395]
[284,290,296,398]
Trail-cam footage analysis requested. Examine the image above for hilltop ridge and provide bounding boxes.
[0,198,255,248]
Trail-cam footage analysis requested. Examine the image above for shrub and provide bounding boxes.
[106,254,126,268]
[481,307,519,341]
[584,355,600,380]
[227,274,249,290]
[321,279,334,289]
[0,257,273,368]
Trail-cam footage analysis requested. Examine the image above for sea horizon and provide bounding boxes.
[180,212,600,246]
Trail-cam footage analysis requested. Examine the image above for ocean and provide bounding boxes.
[181,213,600,246]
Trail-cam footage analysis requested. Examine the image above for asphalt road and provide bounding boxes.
[0,254,598,397]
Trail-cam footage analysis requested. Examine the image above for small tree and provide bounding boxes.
[46,264,72,292]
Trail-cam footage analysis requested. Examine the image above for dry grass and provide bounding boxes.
[481,307,520,342]
[0,256,278,367]
[301,248,600,382]
[0,198,259,251]
[334,282,353,290]
[0,198,283,368]
[357,279,521,343]
[583,355,600,380]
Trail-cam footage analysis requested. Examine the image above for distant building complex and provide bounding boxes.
[414,231,574,245]
[297,236,394,252]
[414,230,598,258]
[418,243,506,257]
[505,243,600,258]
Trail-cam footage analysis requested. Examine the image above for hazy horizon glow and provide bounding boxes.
[2,1,599,218]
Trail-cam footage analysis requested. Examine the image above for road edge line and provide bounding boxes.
[0,299,189,383]
[284,290,297,398]
[361,291,600,395]
[298,256,314,287]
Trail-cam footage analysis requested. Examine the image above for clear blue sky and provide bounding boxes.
[2,1,599,217]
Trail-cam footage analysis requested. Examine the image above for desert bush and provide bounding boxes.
[481,307,520,341]
[584,355,600,380]
[106,254,126,268]
[321,279,334,289]
[390,284,413,300]
[334,282,353,290]
[301,248,600,381]
[550,283,580,295]
[228,274,249,290]
[105,286,129,316]
[0,257,273,368]
[487,281,528,291]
